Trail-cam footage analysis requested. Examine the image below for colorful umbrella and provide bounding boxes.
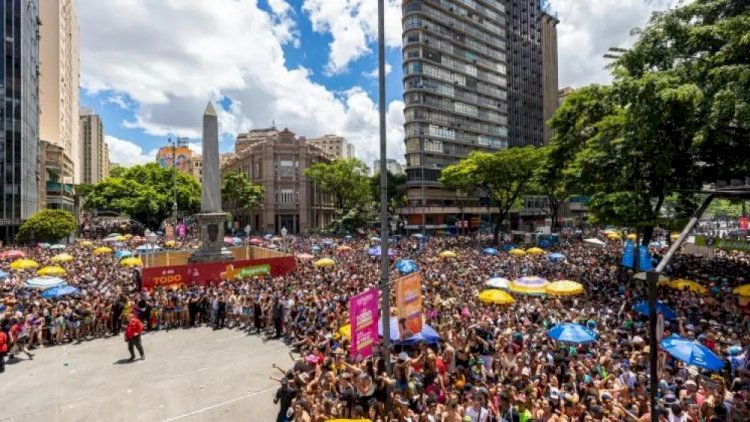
[485,277,510,289]
[546,280,584,296]
[733,284,750,297]
[106,233,122,238]
[296,253,315,261]
[395,260,418,275]
[315,258,336,268]
[42,285,80,299]
[50,253,74,263]
[583,238,606,247]
[548,323,598,344]
[249,238,263,245]
[483,248,499,256]
[660,335,724,371]
[368,247,395,257]
[633,300,676,320]
[37,266,67,276]
[548,253,566,262]
[510,276,549,295]
[50,244,66,250]
[120,257,143,267]
[0,250,26,259]
[336,245,352,253]
[439,250,457,259]
[626,233,637,241]
[509,248,527,256]
[670,233,680,241]
[115,250,134,260]
[10,259,39,270]
[338,325,351,340]
[24,276,66,289]
[607,233,622,241]
[666,279,707,295]
[526,247,545,255]
[478,289,515,305]
[93,246,113,255]
[78,240,94,247]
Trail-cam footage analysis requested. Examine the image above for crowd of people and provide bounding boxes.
[1,228,750,421]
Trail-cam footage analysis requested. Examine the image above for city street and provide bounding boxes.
[0,327,285,422]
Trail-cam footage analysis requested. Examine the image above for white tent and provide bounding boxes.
[583,238,606,247]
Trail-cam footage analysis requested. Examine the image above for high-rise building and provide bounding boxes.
[0,0,41,241]
[79,109,108,184]
[40,0,79,182]
[189,154,203,182]
[558,86,576,106]
[307,134,349,160]
[541,10,559,143]
[401,0,510,230]
[346,143,356,160]
[373,159,405,176]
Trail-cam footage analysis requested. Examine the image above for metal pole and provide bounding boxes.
[377,0,392,393]
[172,138,177,220]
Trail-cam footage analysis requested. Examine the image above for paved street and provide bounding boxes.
[1,327,287,422]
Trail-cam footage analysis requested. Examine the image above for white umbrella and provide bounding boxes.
[583,238,606,247]
[485,277,510,289]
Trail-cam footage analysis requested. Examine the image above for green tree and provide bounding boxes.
[369,171,407,214]
[221,171,265,221]
[305,158,370,211]
[532,146,572,232]
[440,147,541,241]
[80,163,201,228]
[17,209,77,243]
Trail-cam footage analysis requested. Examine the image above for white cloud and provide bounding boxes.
[267,0,300,47]
[105,95,129,109]
[302,0,402,74]
[105,135,158,167]
[364,62,392,79]
[79,0,403,166]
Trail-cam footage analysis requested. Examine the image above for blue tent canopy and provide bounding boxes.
[378,316,440,345]
[548,323,598,344]
[42,284,80,299]
[660,335,724,371]
[634,300,677,320]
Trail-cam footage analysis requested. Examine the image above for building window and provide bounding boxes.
[277,189,297,204]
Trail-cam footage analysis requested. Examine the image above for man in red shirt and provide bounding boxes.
[0,329,7,373]
[125,313,145,361]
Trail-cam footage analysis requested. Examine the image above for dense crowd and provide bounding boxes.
[1,230,750,421]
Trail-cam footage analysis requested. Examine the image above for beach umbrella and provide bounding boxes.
[670,233,680,241]
[634,272,670,283]
[38,243,51,249]
[607,233,622,241]
[223,236,233,245]
[102,236,120,243]
[10,259,39,270]
[485,277,510,289]
[583,238,606,247]
[310,245,321,253]
[79,240,94,247]
[439,250,457,259]
[315,258,336,268]
[626,233,637,241]
[548,253,566,262]
[526,247,545,255]
[510,276,549,295]
[483,247,499,256]
[124,234,133,239]
[296,253,314,261]
[338,325,351,340]
[395,259,418,275]
[113,242,127,248]
[120,257,143,267]
[633,300,676,320]
[51,253,74,263]
[548,323,598,344]
[232,237,243,245]
[106,232,122,238]
[0,250,26,259]
[323,239,335,246]
[248,237,263,245]
[478,289,515,305]
[93,246,113,255]
[0,270,7,279]
[136,244,162,252]
[115,250,134,260]
[509,248,527,256]
[733,284,750,297]
[546,280,584,296]
[164,240,177,248]
[37,266,67,276]
[667,279,707,295]
[42,285,80,299]
[24,276,66,289]
[660,335,724,371]
[50,244,66,250]
[336,245,352,253]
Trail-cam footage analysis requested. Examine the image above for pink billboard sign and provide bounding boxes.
[349,288,379,360]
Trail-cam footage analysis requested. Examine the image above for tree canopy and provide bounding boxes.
[305,159,371,211]
[370,171,407,214]
[17,209,77,243]
[81,163,201,228]
[221,171,265,219]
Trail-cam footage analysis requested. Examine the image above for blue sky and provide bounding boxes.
[77,0,669,168]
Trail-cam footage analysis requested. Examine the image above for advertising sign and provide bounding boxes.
[165,225,174,241]
[177,223,186,238]
[349,288,379,359]
[142,257,295,289]
[740,216,749,230]
[395,272,423,337]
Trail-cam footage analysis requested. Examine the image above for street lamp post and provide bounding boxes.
[244,224,251,259]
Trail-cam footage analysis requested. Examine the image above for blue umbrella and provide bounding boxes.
[660,335,725,371]
[368,247,395,257]
[232,237,242,245]
[39,243,51,249]
[500,244,518,252]
[42,284,80,299]
[378,317,440,345]
[0,270,7,279]
[395,260,418,275]
[483,248,499,256]
[311,245,321,252]
[634,300,677,320]
[115,250,133,260]
[548,323,598,344]
[548,253,567,262]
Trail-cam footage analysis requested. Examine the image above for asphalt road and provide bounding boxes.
[1,327,288,422]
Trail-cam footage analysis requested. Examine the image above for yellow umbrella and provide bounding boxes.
[478,289,515,305]
[37,266,67,276]
[626,233,637,241]
[165,240,177,247]
[93,246,113,255]
[733,284,750,297]
[509,276,549,295]
[546,280,584,296]
[667,279,707,295]
[120,257,143,267]
[124,234,133,239]
[115,235,126,241]
[338,324,351,340]
[315,258,336,268]
[439,250,457,259]
[10,259,39,270]
[79,241,94,247]
[670,233,680,241]
[526,247,545,255]
[607,233,622,241]
[50,253,74,263]
[509,248,527,256]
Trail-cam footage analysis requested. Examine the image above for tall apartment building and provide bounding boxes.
[223,129,335,234]
[400,0,510,230]
[79,109,108,184]
[0,0,41,242]
[40,0,79,182]
[373,159,405,176]
[307,134,350,160]
[541,10,559,143]
[346,143,356,160]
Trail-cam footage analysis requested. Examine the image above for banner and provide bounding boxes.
[349,288,379,360]
[395,272,423,336]
[695,236,750,252]
[165,225,175,241]
[638,245,653,271]
[621,240,635,268]
[740,216,749,230]
[142,257,295,289]
[177,223,186,238]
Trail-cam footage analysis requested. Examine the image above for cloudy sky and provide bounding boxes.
[78,0,672,168]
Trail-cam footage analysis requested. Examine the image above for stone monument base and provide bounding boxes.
[188,212,235,264]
